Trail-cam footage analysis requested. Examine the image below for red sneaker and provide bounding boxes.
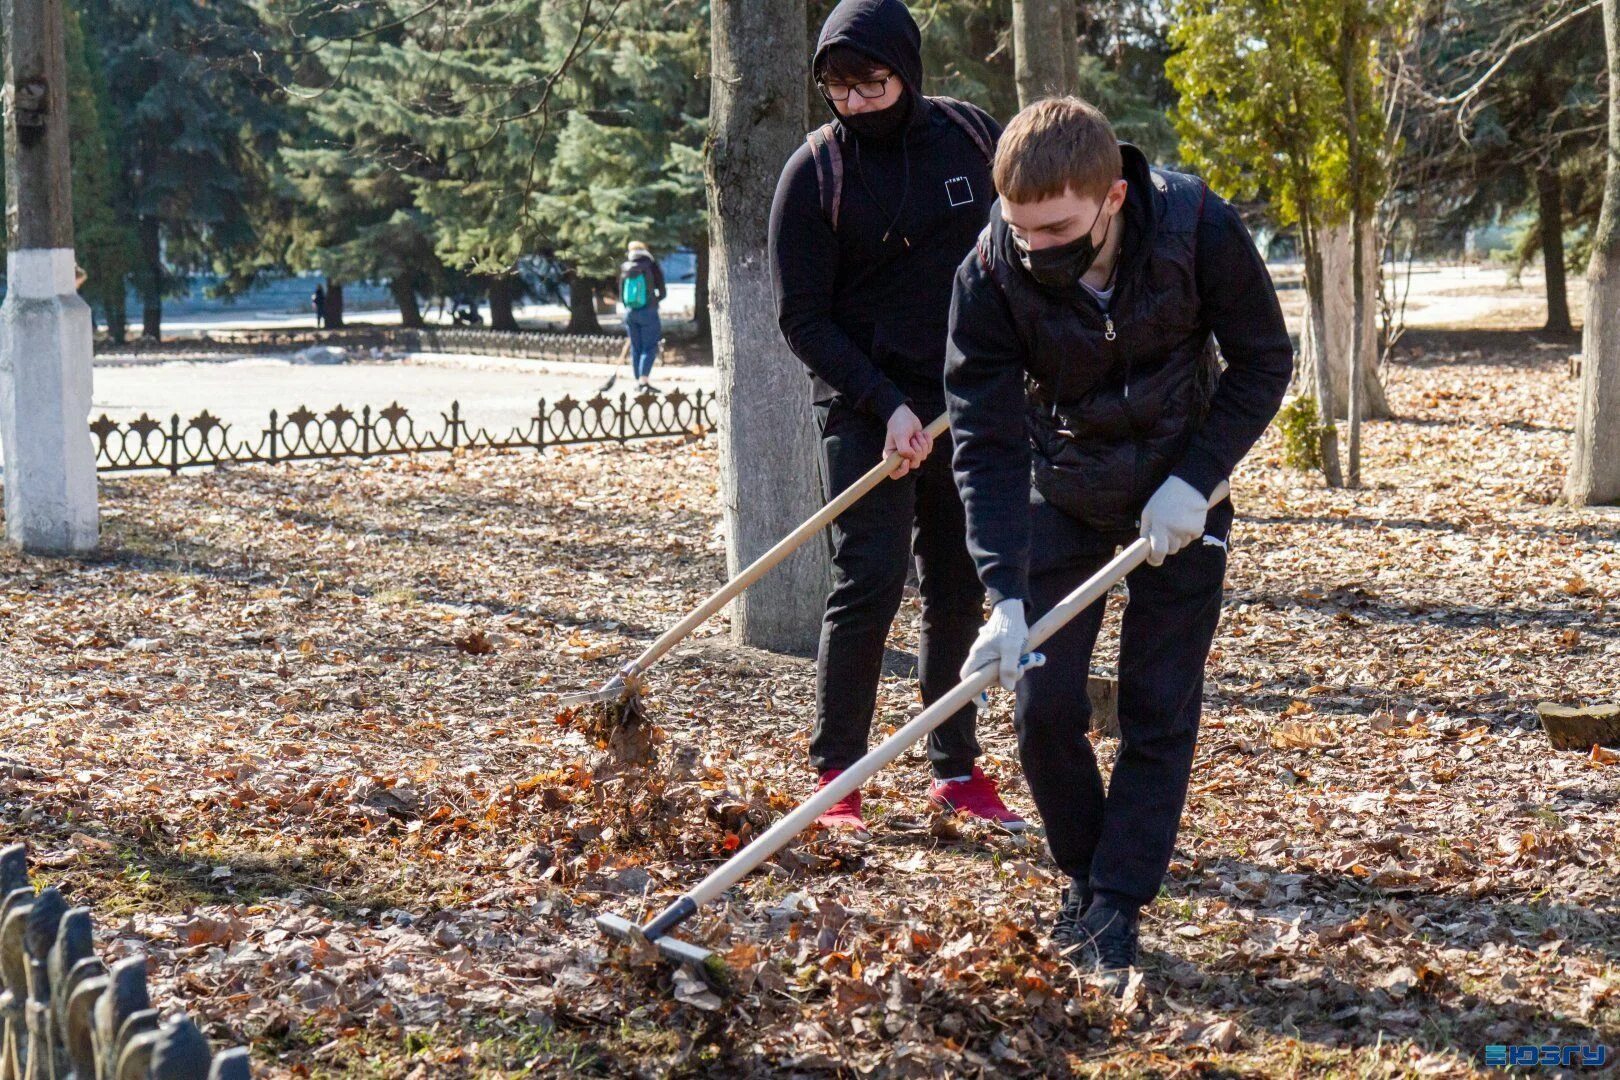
[813,769,870,839]
[930,767,1027,831]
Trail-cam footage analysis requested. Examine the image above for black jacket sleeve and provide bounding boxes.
[769,146,909,422]
[944,244,1032,607]
[1171,193,1295,498]
[650,260,667,301]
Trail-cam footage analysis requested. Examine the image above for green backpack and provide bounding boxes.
[621,271,649,311]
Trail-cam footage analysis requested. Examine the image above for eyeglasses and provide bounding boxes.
[818,74,894,102]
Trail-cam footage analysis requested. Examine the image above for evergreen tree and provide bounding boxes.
[274,78,447,328]
[525,1,709,332]
[80,0,289,338]
[1395,0,1604,335]
[271,0,707,333]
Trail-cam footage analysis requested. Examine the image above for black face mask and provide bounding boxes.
[839,90,911,143]
[1015,198,1112,288]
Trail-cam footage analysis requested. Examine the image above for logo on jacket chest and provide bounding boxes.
[944,176,974,208]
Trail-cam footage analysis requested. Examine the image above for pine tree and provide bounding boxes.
[275,87,447,327]
[1395,0,1605,336]
[271,0,708,334]
[80,0,288,338]
[526,1,709,332]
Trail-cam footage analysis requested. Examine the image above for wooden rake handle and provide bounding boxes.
[622,411,951,679]
[638,477,1231,933]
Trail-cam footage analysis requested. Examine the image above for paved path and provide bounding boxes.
[87,353,716,440]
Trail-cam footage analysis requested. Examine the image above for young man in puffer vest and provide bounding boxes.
[945,98,1293,990]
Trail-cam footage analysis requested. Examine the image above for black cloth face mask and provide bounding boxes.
[1015,197,1112,288]
[838,90,911,143]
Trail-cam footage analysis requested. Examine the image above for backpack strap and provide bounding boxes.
[928,97,996,165]
[805,123,844,231]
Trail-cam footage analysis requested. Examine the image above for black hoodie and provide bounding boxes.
[769,0,1000,421]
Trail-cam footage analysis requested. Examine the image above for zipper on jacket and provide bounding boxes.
[1110,316,1127,398]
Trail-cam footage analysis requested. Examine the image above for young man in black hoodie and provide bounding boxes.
[769,0,1023,835]
[946,98,1293,987]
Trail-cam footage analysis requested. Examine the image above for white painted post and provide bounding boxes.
[1,0,99,555]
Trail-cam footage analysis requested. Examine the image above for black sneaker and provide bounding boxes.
[1051,878,1092,950]
[1067,897,1140,996]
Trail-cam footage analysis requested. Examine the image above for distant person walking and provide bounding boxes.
[619,241,667,393]
[312,283,328,329]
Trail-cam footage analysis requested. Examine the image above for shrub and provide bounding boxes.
[1276,393,1329,472]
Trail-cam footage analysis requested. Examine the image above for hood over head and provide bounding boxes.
[813,0,924,116]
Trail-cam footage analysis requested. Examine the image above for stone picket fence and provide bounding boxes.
[0,844,250,1079]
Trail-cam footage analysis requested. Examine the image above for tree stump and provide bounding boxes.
[1537,702,1620,751]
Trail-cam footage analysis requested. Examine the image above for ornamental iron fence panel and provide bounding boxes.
[90,390,715,475]
[0,842,251,1079]
[110,326,631,364]
[400,326,626,361]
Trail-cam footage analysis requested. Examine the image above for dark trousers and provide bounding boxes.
[1015,497,1232,906]
[626,306,660,379]
[811,399,985,779]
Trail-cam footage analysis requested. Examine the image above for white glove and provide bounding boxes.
[961,599,1044,692]
[1140,475,1209,567]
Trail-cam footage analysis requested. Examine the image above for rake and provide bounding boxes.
[559,412,952,713]
[597,476,1227,983]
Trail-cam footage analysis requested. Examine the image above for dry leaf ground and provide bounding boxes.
[1,328,1616,1077]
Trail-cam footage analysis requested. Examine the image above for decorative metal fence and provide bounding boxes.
[0,843,251,1079]
[399,326,627,361]
[90,390,716,475]
[102,327,634,365]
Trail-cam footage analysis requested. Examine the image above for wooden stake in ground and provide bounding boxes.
[0,0,99,554]
[1569,0,1620,506]
[707,0,830,653]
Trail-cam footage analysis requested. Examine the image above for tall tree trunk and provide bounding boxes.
[1569,0,1620,505]
[137,216,161,339]
[1059,0,1079,93]
[1301,215,1345,488]
[1342,7,1365,489]
[488,275,519,331]
[567,274,602,334]
[710,0,830,653]
[104,285,127,345]
[390,277,423,329]
[1537,160,1573,336]
[694,238,711,344]
[1298,219,1390,419]
[1012,0,1076,107]
[326,282,345,329]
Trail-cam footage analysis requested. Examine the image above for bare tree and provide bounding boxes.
[1569,0,1620,505]
[708,0,831,652]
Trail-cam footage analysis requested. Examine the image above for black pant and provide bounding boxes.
[811,399,985,779]
[1015,496,1232,906]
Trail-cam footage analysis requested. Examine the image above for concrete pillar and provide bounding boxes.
[0,248,98,553]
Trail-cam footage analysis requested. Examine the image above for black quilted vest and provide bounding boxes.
[978,155,1221,532]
